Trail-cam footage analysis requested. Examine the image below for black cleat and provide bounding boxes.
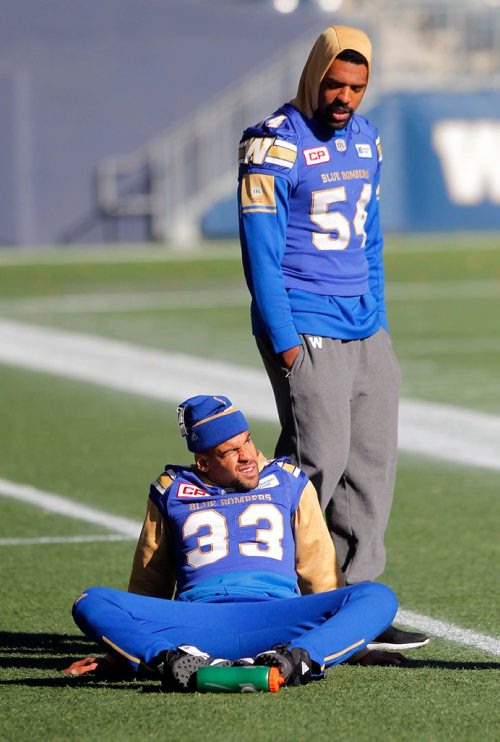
[254,644,313,685]
[367,624,430,651]
[157,645,230,692]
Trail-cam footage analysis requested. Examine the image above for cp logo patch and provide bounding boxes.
[303,146,330,165]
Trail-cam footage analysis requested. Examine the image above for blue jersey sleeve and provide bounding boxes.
[364,136,388,331]
[239,175,301,352]
[238,112,302,353]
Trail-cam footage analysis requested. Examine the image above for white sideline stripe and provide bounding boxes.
[0,245,239,266]
[397,398,500,470]
[0,534,134,546]
[399,337,500,355]
[0,319,499,471]
[0,289,250,315]
[0,477,141,538]
[387,280,500,301]
[0,236,496,266]
[0,280,498,316]
[0,475,498,657]
[396,609,500,657]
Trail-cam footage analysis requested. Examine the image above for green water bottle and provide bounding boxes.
[196,665,285,693]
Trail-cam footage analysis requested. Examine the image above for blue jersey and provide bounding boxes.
[149,458,308,602]
[238,103,387,352]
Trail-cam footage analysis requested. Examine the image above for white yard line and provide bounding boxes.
[386,280,500,300]
[0,319,499,471]
[0,280,498,316]
[0,476,140,538]
[0,236,497,266]
[398,337,500,355]
[0,534,133,546]
[396,609,500,657]
[0,289,250,315]
[0,245,239,266]
[0,475,498,656]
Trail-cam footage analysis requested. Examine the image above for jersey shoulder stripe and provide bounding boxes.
[151,470,175,495]
[239,136,297,170]
[239,107,299,177]
[275,459,304,479]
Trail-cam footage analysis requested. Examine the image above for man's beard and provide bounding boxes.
[315,104,354,131]
[231,470,260,492]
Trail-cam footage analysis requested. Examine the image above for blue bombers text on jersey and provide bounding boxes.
[149,458,309,602]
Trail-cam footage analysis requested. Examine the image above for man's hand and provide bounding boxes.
[349,649,408,666]
[279,345,302,371]
[62,656,113,676]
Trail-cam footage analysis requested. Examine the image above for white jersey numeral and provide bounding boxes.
[182,504,284,569]
[310,183,372,251]
[239,503,284,560]
[183,510,228,568]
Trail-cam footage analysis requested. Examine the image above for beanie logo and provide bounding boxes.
[303,146,330,166]
[177,483,211,498]
[177,405,187,436]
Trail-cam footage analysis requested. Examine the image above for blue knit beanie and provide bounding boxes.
[177,395,249,453]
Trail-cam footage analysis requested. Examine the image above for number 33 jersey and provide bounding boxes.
[149,458,308,602]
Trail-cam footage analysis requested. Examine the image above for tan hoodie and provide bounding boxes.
[291,25,372,119]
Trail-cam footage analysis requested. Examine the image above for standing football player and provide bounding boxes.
[237,25,428,650]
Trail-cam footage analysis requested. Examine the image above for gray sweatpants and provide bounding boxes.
[257,329,401,584]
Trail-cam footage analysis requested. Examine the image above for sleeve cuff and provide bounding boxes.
[268,324,301,354]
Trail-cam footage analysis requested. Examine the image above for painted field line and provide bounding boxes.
[387,280,500,301]
[0,235,496,267]
[398,337,500,355]
[0,534,133,546]
[0,245,239,266]
[1,475,499,656]
[396,609,500,657]
[0,288,249,315]
[0,319,499,471]
[0,477,140,538]
[0,280,498,317]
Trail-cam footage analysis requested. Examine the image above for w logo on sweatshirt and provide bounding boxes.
[307,336,323,349]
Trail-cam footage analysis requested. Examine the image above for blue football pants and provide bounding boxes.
[72,582,397,674]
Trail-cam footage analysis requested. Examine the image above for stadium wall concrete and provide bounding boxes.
[0,0,321,245]
[1,2,499,245]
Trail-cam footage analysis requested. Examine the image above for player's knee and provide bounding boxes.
[350,581,398,621]
[367,582,398,622]
[71,585,107,623]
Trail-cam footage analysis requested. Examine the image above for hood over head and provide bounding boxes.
[291,25,372,119]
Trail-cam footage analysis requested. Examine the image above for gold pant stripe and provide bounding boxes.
[324,638,365,662]
[102,635,141,664]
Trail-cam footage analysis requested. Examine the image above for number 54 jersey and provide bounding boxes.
[149,458,308,603]
[238,103,386,350]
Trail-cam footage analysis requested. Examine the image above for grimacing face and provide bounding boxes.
[195,431,260,491]
[315,57,368,131]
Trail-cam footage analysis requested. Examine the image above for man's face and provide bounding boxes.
[195,431,260,491]
[315,58,368,131]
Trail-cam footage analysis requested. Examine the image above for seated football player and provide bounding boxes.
[63,394,406,691]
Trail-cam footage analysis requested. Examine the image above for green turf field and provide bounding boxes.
[0,235,499,741]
